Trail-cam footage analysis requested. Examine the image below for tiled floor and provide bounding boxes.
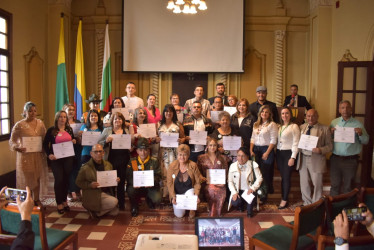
[40,168,331,249]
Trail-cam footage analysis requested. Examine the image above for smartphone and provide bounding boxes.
[4,188,27,202]
[344,207,367,221]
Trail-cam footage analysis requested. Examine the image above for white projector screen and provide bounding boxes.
[122,0,244,73]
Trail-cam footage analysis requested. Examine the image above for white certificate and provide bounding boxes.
[334,126,355,143]
[138,124,157,138]
[210,111,223,123]
[298,134,319,151]
[52,141,75,159]
[189,130,207,145]
[177,113,184,124]
[224,106,237,116]
[160,132,179,148]
[133,170,154,187]
[111,134,131,149]
[97,170,117,187]
[223,136,242,150]
[22,136,42,153]
[81,131,101,146]
[111,108,131,120]
[175,194,198,210]
[241,191,255,204]
[207,169,226,184]
[70,123,82,136]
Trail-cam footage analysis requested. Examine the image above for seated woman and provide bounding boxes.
[197,138,228,217]
[228,147,263,218]
[167,144,201,218]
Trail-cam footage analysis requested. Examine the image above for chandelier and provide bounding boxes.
[167,0,207,14]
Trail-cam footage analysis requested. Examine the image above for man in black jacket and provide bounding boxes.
[249,86,280,123]
[283,84,312,110]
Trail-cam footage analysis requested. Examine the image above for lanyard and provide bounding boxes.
[279,124,289,138]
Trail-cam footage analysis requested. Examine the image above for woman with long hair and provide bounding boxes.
[231,98,255,148]
[197,138,228,217]
[250,105,278,201]
[276,107,300,209]
[79,109,103,164]
[129,107,149,158]
[157,104,185,198]
[43,110,76,214]
[99,112,131,210]
[144,94,161,124]
[103,97,127,127]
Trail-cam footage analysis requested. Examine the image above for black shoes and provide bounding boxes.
[131,207,138,217]
[278,203,288,210]
[64,206,70,212]
[247,212,254,218]
[146,197,155,209]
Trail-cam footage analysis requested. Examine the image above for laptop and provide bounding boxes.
[195,217,244,250]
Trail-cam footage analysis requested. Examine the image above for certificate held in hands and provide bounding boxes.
[160,132,179,148]
[298,134,319,151]
[70,123,83,136]
[189,130,207,145]
[111,134,131,149]
[82,131,101,146]
[207,169,226,184]
[223,136,241,151]
[334,126,355,143]
[97,170,118,187]
[175,194,198,210]
[22,136,42,153]
[52,141,75,159]
[138,124,157,138]
[133,170,154,187]
[112,108,130,120]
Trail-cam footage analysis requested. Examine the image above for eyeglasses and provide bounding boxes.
[92,150,104,154]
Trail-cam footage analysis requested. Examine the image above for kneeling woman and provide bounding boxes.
[167,144,201,218]
[228,147,263,217]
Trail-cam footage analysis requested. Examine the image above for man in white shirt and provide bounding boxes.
[184,85,211,116]
[297,109,332,205]
[121,82,144,116]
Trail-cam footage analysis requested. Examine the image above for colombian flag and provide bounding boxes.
[100,23,112,112]
[74,20,86,120]
[55,15,69,113]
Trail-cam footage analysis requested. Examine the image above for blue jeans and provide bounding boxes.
[253,145,275,195]
[231,190,257,213]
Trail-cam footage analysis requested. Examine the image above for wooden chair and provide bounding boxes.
[316,188,374,250]
[0,203,78,250]
[249,197,326,250]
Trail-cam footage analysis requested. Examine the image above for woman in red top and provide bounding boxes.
[144,94,161,124]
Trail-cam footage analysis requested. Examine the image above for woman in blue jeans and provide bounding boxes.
[250,105,278,201]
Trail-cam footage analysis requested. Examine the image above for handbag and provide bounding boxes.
[251,160,268,199]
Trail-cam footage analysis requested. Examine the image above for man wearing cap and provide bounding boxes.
[76,144,120,218]
[249,86,279,123]
[80,94,108,123]
[126,138,162,217]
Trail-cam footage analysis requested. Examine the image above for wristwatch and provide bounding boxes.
[334,237,348,246]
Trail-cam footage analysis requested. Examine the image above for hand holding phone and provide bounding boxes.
[4,188,28,202]
[343,207,367,221]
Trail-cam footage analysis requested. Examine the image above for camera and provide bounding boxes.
[344,207,367,221]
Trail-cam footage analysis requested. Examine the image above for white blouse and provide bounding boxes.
[250,121,278,146]
[277,123,301,158]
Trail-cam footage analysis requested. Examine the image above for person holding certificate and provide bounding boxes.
[129,107,149,158]
[183,101,214,162]
[210,111,241,163]
[276,107,300,210]
[99,112,131,210]
[43,110,76,214]
[76,144,120,218]
[102,97,126,127]
[157,104,186,198]
[126,138,162,217]
[231,98,255,148]
[79,109,103,164]
[298,109,332,205]
[330,100,369,196]
[197,138,228,217]
[63,103,82,202]
[167,144,201,219]
[250,105,278,201]
[9,101,48,205]
[228,147,263,218]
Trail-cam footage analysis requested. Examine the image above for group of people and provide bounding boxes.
[8,81,369,222]
[199,226,240,246]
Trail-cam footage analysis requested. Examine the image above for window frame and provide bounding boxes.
[0,8,13,141]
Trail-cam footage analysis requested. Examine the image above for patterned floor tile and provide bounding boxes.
[97,219,115,226]
[63,224,82,232]
[79,248,97,250]
[54,217,73,224]
[47,211,64,218]
[87,232,107,240]
[258,222,274,229]
[282,216,294,223]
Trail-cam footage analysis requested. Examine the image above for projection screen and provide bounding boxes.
[122,0,244,73]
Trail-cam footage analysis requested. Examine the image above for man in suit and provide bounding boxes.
[208,82,229,106]
[297,109,332,205]
[283,84,312,110]
[249,86,279,123]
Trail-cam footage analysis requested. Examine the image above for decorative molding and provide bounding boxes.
[276,0,284,9]
[48,0,72,8]
[274,30,286,106]
[96,28,105,94]
[364,24,374,60]
[244,47,266,86]
[340,49,357,62]
[310,0,333,12]
[151,73,160,107]
[215,73,227,88]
